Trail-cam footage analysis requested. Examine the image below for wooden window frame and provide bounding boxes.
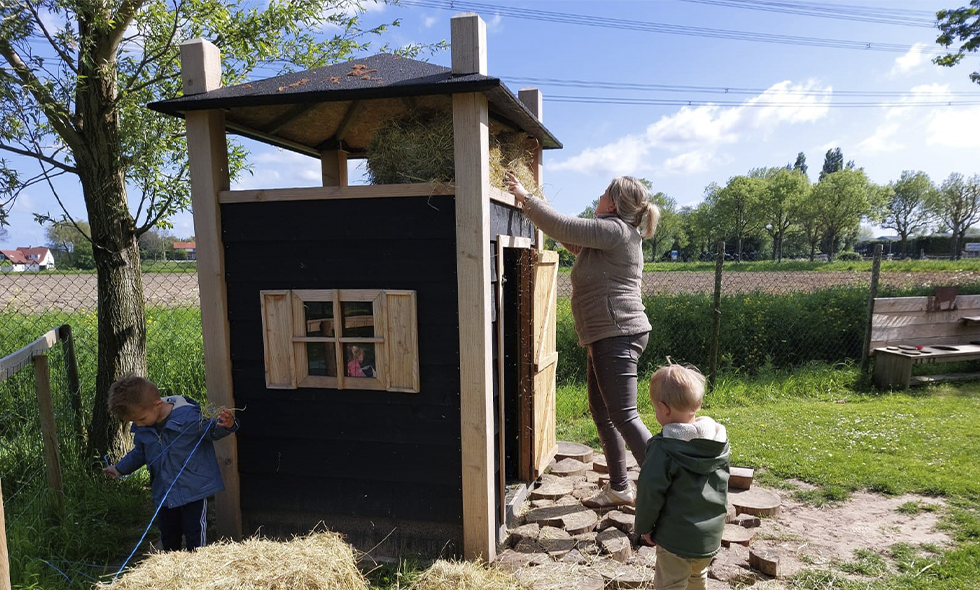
[260,288,419,393]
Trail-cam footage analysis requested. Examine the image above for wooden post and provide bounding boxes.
[861,243,884,375]
[517,88,545,251]
[0,479,9,590]
[451,12,495,562]
[32,355,64,514]
[59,325,83,450]
[708,240,725,390]
[320,149,348,187]
[181,38,242,540]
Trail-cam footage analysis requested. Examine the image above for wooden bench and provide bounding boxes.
[871,294,980,389]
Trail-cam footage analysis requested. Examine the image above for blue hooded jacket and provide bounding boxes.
[115,396,238,509]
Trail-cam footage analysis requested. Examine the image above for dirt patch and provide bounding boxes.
[0,273,200,312]
[753,487,949,581]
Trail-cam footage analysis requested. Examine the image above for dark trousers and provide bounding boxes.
[158,498,207,551]
[587,333,652,490]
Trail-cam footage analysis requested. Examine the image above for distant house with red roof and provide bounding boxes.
[172,241,196,260]
[0,247,56,272]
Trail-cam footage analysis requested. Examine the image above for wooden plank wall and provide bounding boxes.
[221,196,463,557]
[871,295,980,351]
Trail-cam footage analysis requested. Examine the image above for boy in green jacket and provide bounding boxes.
[635,363,730,590]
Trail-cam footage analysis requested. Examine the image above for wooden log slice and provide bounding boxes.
[525,504,590,527]
[600,510,635,535]
[515,563,605,590]
[563,508,599,535]
[721,524,755,547]
[555,441,595,463]
[597,528,632,563]
[729,466,754,490]
[531,478,574,500]
[730,487,781,517]
[750,548,781,577]
[551,457,588,477]
[493,549,550,572]
[595,560,656,589]
[592,453,638,474]
[507,522,540,547]
[539,526,575,558]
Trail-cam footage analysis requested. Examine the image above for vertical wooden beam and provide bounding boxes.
[452,12,495,562]
[32,355,64,514]
[59,325,83,450]
[181,38,242,540]
[518,88,545,251]
[321,149,349,187]
[0,478,9,590]
[861,243,884,375]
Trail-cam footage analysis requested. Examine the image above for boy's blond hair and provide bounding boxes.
[649,363,706,413]
[108,375,159,419]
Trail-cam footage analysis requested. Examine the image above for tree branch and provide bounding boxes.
[41,164,92,246]
[23,0,78,74]
[103,0,148,61]
[123,0,184,94]
[0,142,78,174]
[0,39,84,154]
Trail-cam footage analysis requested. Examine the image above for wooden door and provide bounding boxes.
[519,249,559,480]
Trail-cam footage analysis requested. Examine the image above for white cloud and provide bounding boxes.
[422,15,439,29]
[856,122,903,155]
[927,105,980,148]
[890,43,929,77]
[551,80,831,177]
[232,148,321,189]
[661,150,716,175]
[486,13,504,33]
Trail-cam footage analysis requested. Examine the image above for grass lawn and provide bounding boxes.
[556,369,980,589]
[634,259,980,273]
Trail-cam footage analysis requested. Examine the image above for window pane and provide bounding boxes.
[341,301,374,337]
[305,301,334,337]
[345,343,376,378]
[307,342,337,377]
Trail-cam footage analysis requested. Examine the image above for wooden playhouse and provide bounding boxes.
[149,13,562,560]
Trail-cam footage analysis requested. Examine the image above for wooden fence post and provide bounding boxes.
[32,355,65,514]
[861,244,884,375]
[708,240,725,390]
[0,478,9,590]
[59,325,84,450]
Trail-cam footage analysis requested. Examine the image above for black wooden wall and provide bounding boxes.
[221,196,463,557]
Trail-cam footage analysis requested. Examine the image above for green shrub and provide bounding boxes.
[836,251,862,262]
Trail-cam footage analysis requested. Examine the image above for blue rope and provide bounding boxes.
[112,419,215,581]
[103,419,201,479]
[38,559,71,583]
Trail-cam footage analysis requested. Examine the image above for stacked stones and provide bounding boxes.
[495,444,784,589]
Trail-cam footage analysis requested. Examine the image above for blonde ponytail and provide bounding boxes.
[637,201,660,239]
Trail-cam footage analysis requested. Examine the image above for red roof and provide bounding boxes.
[173,241,196,250]
[0,247,50,264]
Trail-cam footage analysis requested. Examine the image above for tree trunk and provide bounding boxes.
[76,35,148,461]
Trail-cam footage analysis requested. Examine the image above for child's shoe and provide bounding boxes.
[582,483,635,508]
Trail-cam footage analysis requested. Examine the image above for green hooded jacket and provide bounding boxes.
[634,422,730,559]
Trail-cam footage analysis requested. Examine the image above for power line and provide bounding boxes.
[502,76,978,98]
[398,0,943,54]
[545,94,980,107]
[677,0,937,28]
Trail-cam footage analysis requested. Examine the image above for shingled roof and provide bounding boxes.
[148,53,561,156]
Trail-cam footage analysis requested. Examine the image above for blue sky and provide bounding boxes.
[4,0,979,249]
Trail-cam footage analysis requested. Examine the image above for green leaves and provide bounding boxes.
[934,0,980,85]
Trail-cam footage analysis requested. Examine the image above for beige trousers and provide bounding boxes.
[654,546,712,590]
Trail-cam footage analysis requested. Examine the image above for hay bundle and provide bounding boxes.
[366,110,540,196]
[97,532,368,590]
[409,559,526,590]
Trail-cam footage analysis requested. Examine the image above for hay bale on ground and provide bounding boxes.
[366,110,540,196]
[409,559,526,590]
[97,532,368,590]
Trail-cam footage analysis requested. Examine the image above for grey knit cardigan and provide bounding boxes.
[522,196,651,346]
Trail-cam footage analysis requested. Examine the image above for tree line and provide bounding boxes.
[577,149,980,263]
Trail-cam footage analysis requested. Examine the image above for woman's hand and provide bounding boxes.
[505,172,528,204]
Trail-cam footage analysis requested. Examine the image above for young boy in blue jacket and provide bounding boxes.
[103,375,238,551]
[635,363,730,590]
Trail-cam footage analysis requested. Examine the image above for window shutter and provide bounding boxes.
[260,290,296,389]
[385,290,419,393]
